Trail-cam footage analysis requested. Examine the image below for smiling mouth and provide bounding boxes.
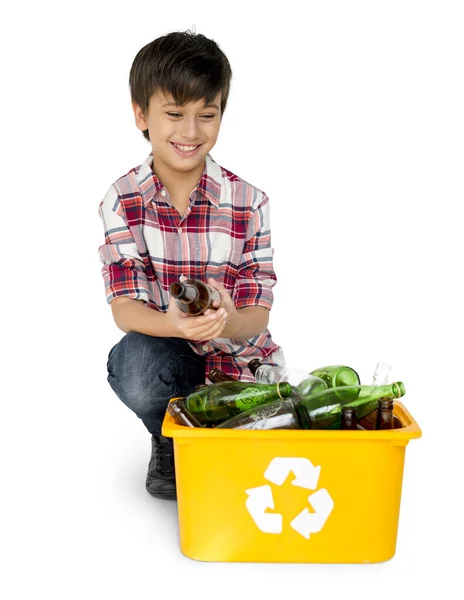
[170,142,203,154]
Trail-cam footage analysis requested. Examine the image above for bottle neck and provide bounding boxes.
[208,369,237,383]
[371,362,392,386]
[170,282,198,303]
[341,407,358,429]
[248,358,264,376]
[376,398,394,429]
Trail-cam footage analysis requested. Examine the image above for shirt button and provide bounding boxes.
[160,189,166,197]
[178,227,182,233]
[202,345,209,352]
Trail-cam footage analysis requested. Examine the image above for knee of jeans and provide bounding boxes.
[110,365,173,417]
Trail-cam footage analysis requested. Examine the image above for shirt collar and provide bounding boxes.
[137,151,222,209]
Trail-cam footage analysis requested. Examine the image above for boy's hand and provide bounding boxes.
[206,278,242,339]
[165,295,227,341]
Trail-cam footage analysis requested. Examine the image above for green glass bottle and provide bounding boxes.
[295,382,406,430]
[185,380,293,425]
[309,365,360,388]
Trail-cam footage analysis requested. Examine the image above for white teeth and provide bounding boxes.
[173,143,199,152]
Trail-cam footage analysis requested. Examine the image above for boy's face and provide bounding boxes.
[132,90,222,175]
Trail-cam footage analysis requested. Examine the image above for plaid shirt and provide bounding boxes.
[98,151,283,381]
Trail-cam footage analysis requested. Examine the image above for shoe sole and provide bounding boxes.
[146,487,177,500]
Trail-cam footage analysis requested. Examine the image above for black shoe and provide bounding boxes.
[145,435,177,500]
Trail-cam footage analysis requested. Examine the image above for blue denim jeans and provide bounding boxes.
[107,332,206,436]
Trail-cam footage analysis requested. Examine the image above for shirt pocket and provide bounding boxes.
[207,230,241,265]
[206,233,243,288]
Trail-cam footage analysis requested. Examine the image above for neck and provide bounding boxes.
[152,155,206,197]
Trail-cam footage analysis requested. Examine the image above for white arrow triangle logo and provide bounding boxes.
[290,489,334,539]
[245,457,334,539]
[245,485,283,534]
[264,457,321,489]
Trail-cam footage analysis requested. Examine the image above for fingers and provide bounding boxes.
[182,308,227,340]
[207,277,224,292]
[207,278,234,309]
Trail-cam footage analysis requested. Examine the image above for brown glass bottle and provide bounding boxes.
[167,398,203,428]
[208,368,238,383]
[358,408,378,430]
[248,358,263,376]
[169,278,220,315]
[341,407,365,430]
[359,407,403,430]
[375,398,395,430]
[393,416,403,429]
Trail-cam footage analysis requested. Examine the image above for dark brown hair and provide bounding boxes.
[129,30,233,141]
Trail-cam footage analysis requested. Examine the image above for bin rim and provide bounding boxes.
[162,399,422,442]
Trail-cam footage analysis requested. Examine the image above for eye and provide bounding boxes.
[167,112,215,119]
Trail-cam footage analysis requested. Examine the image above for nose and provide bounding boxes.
[180,117,201,141]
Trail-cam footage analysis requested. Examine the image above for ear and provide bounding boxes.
[132,101,149,132]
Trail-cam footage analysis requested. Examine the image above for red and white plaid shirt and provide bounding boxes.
[98,151,284,381]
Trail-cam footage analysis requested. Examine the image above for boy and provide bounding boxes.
[98,30,284,500]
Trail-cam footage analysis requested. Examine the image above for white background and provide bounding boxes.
[1,0,463,598]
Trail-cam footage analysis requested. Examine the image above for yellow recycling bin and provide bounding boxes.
[162,400,421,564]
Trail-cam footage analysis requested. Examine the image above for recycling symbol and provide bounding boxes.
[245,457,334,539]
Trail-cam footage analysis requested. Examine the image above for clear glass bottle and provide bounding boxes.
[185,380,293,425]
[247,358,327,401]
[371,362,392,385]
[215,398,300,430]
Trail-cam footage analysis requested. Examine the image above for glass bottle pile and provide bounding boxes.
[167,360,405,432]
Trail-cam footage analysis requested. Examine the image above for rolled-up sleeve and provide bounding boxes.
[233,193,276,310]
[98,186,150,304]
